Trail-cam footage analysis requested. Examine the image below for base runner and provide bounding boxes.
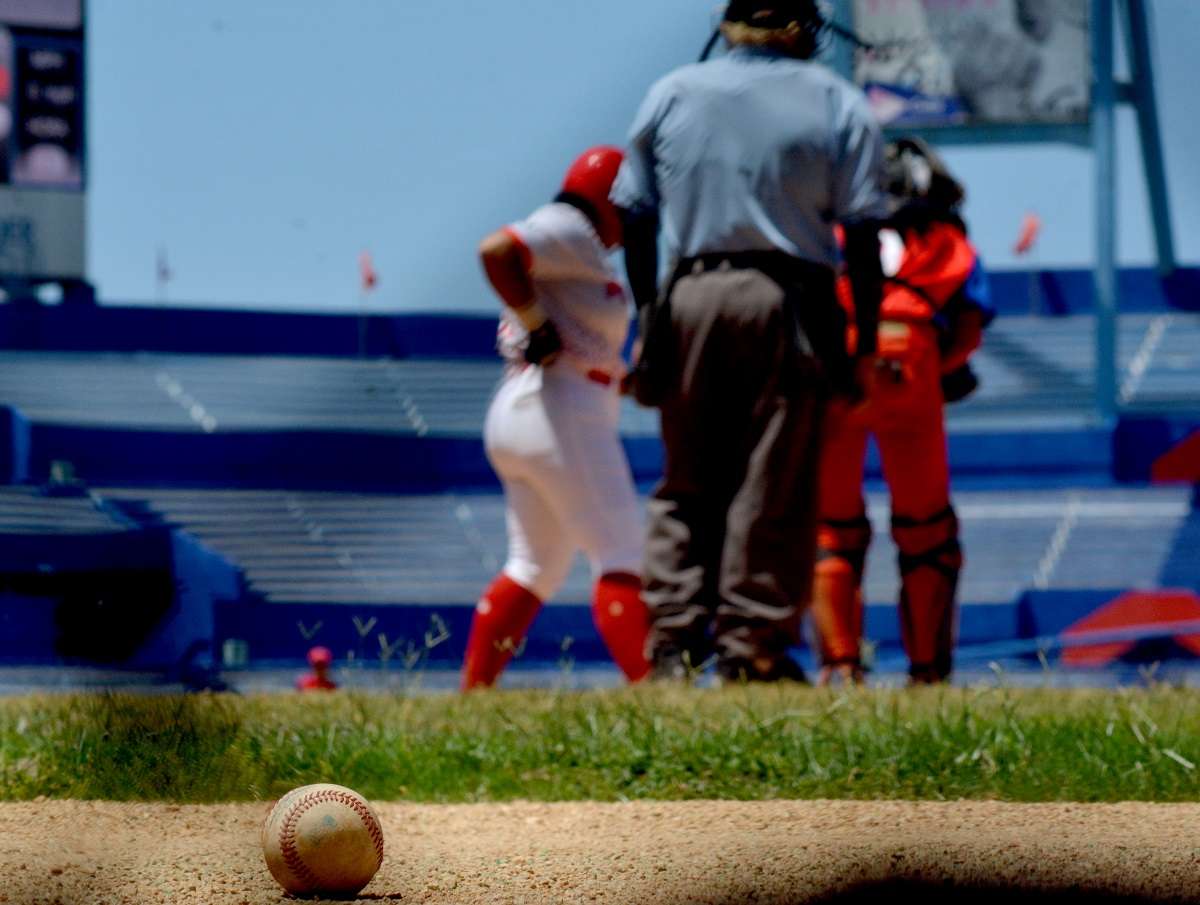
[811,137,994,685]
[461,147,651,690]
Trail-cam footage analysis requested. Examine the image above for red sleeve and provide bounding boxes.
[501,226,532,273]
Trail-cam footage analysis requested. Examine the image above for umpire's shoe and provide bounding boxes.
[716,654,808,685]
[650,646,701,684]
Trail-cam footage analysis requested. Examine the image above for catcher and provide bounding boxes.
[810,137,993,685]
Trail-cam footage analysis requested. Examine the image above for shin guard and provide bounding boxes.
[592,572,651,682]
[461,574,542,690]
[811,515,872,668]
[893,506,962,683]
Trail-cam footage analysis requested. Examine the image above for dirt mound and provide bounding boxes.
[0,800,1196,904]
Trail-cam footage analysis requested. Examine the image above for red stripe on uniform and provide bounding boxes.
[586,369,614,386]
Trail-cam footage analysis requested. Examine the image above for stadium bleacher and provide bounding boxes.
[0,311,1197,491]
[0,297,1197,681]
[0,479,1194,674]
[87,486,1197,611]
[2,314,1198,433]
[0,485,133,535]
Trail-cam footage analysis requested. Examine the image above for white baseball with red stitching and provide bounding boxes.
[261,783,385,895]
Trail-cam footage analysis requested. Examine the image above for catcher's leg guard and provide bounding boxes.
[810,514,872,671]
[461,573,542,690]
[592,572,651,682]
[892,506,962,683]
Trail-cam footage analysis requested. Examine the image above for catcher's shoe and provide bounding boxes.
[716,654,808,685]
[817,660,865,687]
[907,662,951,686]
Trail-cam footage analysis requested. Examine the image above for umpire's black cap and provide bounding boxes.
[722,0,823,30]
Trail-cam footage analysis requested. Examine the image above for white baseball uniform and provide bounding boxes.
[484,201,643,600]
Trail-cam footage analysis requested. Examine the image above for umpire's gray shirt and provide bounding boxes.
[611,46,886,269]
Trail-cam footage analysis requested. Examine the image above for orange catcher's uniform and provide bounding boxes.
[812,184,993,684]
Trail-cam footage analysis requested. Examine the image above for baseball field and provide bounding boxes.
[1,685,1199,903]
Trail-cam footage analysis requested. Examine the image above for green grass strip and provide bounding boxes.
[0,685,1198,803]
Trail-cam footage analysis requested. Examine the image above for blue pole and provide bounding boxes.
[1092,0,1118,421]
[1120,0,1176,277]
[828,0,856,79]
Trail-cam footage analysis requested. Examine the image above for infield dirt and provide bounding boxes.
[0,800,1197,904]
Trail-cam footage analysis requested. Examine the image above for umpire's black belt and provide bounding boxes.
[672,250,835,294]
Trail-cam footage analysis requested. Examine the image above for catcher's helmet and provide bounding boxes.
[882,137,965,212]
[560,146,625,247]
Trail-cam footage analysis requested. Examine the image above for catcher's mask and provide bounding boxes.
[882,137,965,213]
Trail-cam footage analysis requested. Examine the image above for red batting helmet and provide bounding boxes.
[560,146,625,248]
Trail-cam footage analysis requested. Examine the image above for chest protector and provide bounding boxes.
[881,222,977,324]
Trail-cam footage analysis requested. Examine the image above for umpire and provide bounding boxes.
[611,0,886,682]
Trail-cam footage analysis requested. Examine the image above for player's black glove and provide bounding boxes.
[941,363,980,403]
[524,320,563,367]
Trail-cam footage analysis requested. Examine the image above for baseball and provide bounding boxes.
[261,783,384,896]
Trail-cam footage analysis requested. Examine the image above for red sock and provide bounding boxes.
[461,574,542,690]
[592,572,651,682]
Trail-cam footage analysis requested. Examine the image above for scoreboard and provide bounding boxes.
[850,0,1091,129]
[0,0,84,284]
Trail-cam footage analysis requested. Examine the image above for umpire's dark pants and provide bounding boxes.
[643,258,829,666]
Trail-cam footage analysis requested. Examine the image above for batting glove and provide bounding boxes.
[524,320,563,367]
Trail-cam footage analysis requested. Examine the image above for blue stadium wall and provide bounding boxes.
[0,266,1196,359]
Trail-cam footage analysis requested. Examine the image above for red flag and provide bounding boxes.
[1013,212,1042,256]
[359,250,378,293]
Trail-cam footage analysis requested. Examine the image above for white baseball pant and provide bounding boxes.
[483,364,643,600]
